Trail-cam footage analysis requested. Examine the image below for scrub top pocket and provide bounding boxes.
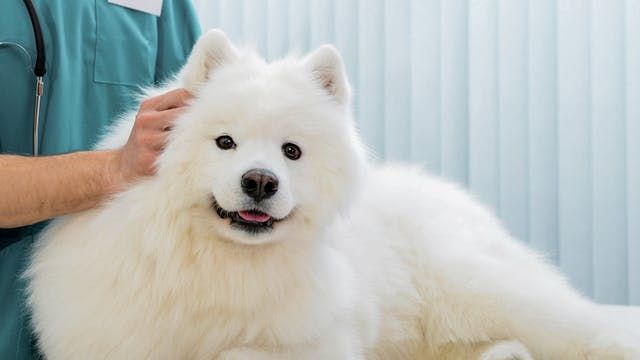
[94,0,157,86]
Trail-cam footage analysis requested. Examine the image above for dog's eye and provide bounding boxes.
[282,143,301,160]
[215,135,236,150]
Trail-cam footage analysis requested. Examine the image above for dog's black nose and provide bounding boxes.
[241,169,279,202]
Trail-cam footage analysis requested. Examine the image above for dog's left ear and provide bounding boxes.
[180,29,239,91]
[303,45,351,107]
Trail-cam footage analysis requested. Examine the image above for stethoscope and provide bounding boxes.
[0,0,46,156]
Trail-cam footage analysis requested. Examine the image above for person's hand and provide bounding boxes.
[111,88,193,187]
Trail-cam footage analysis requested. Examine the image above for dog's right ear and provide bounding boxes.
[180,29,238,90]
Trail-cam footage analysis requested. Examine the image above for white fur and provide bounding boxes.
[27,30,640,359]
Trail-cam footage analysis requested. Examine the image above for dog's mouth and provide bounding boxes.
[211,197,286,234]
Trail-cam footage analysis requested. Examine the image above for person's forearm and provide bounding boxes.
[0,151,124,228]
[0,89,192,228]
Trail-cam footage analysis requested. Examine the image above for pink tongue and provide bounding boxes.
[238,211,271,223]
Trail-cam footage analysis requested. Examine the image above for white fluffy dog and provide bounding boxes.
[27,30,639,359]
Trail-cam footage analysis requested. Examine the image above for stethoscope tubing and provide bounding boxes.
[22,0,46,77]
[22,0,46,156]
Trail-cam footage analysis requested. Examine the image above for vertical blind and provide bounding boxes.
[191,0,640,305]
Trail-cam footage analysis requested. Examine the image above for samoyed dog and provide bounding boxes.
[27,30,639,359]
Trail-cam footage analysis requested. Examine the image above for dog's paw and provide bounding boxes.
[478,340,534,360]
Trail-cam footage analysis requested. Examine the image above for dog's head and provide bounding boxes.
[157,30,367,245]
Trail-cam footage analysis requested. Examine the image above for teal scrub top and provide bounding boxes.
[0,0,201,357]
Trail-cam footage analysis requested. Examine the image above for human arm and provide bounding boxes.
[0,88,191,228]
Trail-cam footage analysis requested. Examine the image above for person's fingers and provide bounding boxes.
[153,88,193,111]
[125,89,192,179]
[138,88,191,111]
[135,106,185,131]
[134,113,157,131]
[152,107,185,131]
[138,95,162,111]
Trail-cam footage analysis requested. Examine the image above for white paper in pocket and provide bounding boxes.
[107,0,164,16]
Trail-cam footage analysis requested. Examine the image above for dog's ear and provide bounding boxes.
[303,45,351,107]
[180,29,238,90]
